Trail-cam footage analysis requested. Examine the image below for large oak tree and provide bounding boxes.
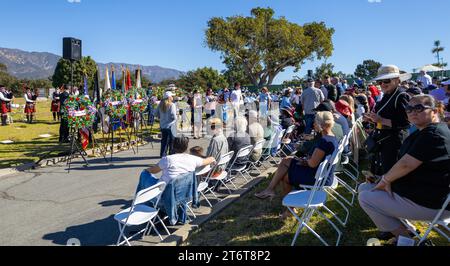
[206,7,335,86]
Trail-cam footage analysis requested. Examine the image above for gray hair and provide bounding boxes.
[409,94,436,108]
[235,116,248,133]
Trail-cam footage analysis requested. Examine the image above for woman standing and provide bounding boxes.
[258,87,271,119]
[51,87,62,121]
[205,88,216,120]
[155,91,177,158]
[365,65,411,175]
[24,87,36,124]
[193,90,203,139]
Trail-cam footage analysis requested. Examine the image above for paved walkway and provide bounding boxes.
[0,138,217,246]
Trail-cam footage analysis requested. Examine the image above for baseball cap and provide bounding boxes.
[406,87,422,95]
[163,91,174,99]
[314,102,334,112]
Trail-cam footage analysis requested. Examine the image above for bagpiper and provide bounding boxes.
[0,85,11,126]
[24,87,36,124]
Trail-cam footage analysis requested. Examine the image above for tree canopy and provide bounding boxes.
[52,56,98,89]
[354,59,382,81]
[205,7,335,86]
[177,67,228,92]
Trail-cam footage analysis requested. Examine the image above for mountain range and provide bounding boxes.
[0,47,184,83]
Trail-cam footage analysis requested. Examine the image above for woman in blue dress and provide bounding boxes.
[254,111,338,204]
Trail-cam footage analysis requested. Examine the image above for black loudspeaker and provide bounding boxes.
[307,70,313,77]
[63,37,82,61]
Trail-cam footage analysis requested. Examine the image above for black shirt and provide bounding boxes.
[392,123,450,210]
[374,87,410,130]
[325,84,338,102]
[59,91,70,114]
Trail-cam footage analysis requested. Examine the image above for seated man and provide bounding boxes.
[206,118,229,159]
[358,95,450,243]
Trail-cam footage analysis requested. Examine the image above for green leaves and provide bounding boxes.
[354,60,382,81]
[52,56,98,90]
[206,7,334,86]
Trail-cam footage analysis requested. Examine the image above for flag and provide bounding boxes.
[104,66,111,91]
[83,74,88,96]
[126,68,132,91]
[111,65,116,90]
[79,128,90,150]
[135,67,142,88]
[93,67,101,104]
[121,65,126,93]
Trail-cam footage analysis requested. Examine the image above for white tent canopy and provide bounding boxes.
[417,64,444,72]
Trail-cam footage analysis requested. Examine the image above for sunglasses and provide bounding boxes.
[405,104,433,114]
[377,79,392,85]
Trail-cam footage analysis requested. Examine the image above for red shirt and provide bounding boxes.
[369,85,380,97]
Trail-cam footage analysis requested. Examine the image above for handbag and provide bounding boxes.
[364,131,391,154]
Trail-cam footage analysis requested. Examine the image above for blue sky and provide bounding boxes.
[0,0,449,83]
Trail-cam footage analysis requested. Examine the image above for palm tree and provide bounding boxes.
[432,40,445,67]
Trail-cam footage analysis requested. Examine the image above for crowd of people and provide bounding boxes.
[145,64,449,245]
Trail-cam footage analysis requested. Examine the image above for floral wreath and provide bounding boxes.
[102,90,128,119]
[126,87,148,113]
[63,95,97,129]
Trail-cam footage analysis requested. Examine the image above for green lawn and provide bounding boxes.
[0,99,158,169]
[185,163,449,246]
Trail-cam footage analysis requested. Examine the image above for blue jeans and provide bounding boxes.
[304,114,315,134]
[160,128,174,158]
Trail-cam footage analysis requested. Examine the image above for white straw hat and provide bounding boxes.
[372,65,412,82]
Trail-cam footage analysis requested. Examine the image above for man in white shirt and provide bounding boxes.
[230,82,243,118]
[417,70,432,88]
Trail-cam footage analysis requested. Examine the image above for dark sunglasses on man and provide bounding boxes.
[405,103,434,114]
[377,79,392,85]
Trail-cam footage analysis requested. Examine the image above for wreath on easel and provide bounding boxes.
[126,87,148,113]
[63,95,97,129]
[102,90,128,119]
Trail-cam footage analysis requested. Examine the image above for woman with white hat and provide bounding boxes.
[364,65,412,176]
[155,91,177,158]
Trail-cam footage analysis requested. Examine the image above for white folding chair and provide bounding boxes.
[280,125,296,157]
[248,139,266,176]
[269,129,286,164]
[260,133,277,170]
[227,145,255,184]
[210,151,235,194]
[195,164,216,208]
[296,139,351,227]
[401,192,450,245]
[114,182,169,246]
[282,156,342,246]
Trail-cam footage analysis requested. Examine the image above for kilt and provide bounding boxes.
[51,100,60,112]
[25,103,36,114]
[0,102,8,114]
[6,102,11,112]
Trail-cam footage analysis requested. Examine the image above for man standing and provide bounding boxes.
[230,82,243,118]
[301,78,325,134]
[323,75,338,102]
[59,85,70,143]
[0,85,11,126]
[417,70,432,88]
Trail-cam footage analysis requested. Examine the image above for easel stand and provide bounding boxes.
[67,128,89,173]
[90,128,108,163]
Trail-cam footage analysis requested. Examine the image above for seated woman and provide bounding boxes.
[227,116,251,168]
[137,136,216,191]
[254,111,338,202]
[358,95,450,243]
